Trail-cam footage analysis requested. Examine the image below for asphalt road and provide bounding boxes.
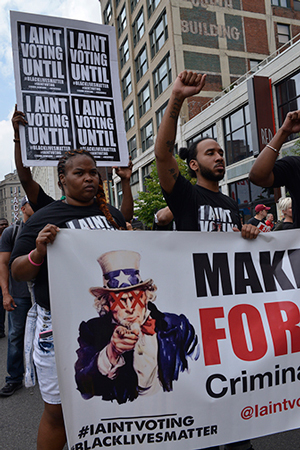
[0,318,67,450]
[1,318,300,450]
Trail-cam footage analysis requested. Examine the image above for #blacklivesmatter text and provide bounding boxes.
[71,415,217,449]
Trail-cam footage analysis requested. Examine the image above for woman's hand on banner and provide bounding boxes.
[36,224,60,257]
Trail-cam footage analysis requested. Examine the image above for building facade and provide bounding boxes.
[98,0,300,208]
[31,166,61,201]
[0,171,25,224]
[182,35,300,223]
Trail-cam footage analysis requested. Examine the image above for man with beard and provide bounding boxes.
[154,70,258,238]
[154,70,258,450]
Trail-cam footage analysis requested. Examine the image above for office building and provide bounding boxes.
[182,34,300,222]
[0,171,25,224]
[98,0,300,207]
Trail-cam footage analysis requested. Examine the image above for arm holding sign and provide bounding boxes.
[12,105,40,205]
[11,224,59,282]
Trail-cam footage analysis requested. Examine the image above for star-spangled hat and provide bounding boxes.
[90,250,153,298]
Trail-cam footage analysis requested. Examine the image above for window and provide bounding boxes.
[271,0,289,6]
[249,59,261,72]
[294,0,300,11]
[116,181,123,208]
[147,0,161,18]
[103,1,112,24]
[138,83,151,118]
[131,0,139,12]
[149,10,168,58]
[124,102,135,131]
[141,120,153,152]
[132,8,145,47]
[156,101,168,130]
[117,5,127,37]
[121,70,132,100]
[276,71,300,140]
[187,125,217,147]
[142,163,152,191]
[277,23,290,44]
[153,53,172,99]
[115,0,121,7]
[119,36,129,69]
[128,135,137,160]
[229,179,274,224]
[223,104,253,166]
[130,171,140,200]
[135,45,148,82]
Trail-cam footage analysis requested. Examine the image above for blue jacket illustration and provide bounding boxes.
[75,302,199,404]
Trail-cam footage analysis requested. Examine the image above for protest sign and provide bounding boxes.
[48,229,300,449]
[10,11,127,167]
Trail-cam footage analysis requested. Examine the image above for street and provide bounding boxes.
[1,320,300,450]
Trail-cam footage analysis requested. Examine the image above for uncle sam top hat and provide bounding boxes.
[90,250,153,298]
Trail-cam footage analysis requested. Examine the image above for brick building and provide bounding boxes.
[98,0,300,207]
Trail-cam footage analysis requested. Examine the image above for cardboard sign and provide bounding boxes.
[11,11,128,167]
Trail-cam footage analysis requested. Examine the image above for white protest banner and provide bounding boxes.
[10,11,127,167]
[48,229,300,449]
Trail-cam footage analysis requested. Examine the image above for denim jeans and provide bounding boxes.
[0,289,5,334]
[6,297,32,384]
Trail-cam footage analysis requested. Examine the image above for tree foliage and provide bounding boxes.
[134,155,196,229]
[282,136,300,157]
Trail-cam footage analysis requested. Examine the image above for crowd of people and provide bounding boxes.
[0,70,300,450]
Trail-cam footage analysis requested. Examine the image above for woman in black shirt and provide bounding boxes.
[11,149,125,450]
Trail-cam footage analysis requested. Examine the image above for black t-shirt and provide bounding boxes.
[247,217,261,226]
[30,186,54,212]
[281,222,294,230]
[10,200,126,310]
[272,156,300,228]
[162,173,241,232]
[274,221,294,231]
[0,224,30,298]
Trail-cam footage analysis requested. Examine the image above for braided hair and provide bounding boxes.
[57,149,121,230]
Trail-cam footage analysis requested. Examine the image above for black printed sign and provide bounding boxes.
[72,97,119,160]
[23,93,73,159]
[11,11,127,167]
[68,29,112,97]
[18,22,67,93]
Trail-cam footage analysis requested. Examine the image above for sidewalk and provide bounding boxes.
[0,322,67,450]
[1,319,300,449]
[0,329,43,450]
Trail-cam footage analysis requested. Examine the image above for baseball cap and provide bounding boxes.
[21,196,29,207]
[255,204,270,213]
